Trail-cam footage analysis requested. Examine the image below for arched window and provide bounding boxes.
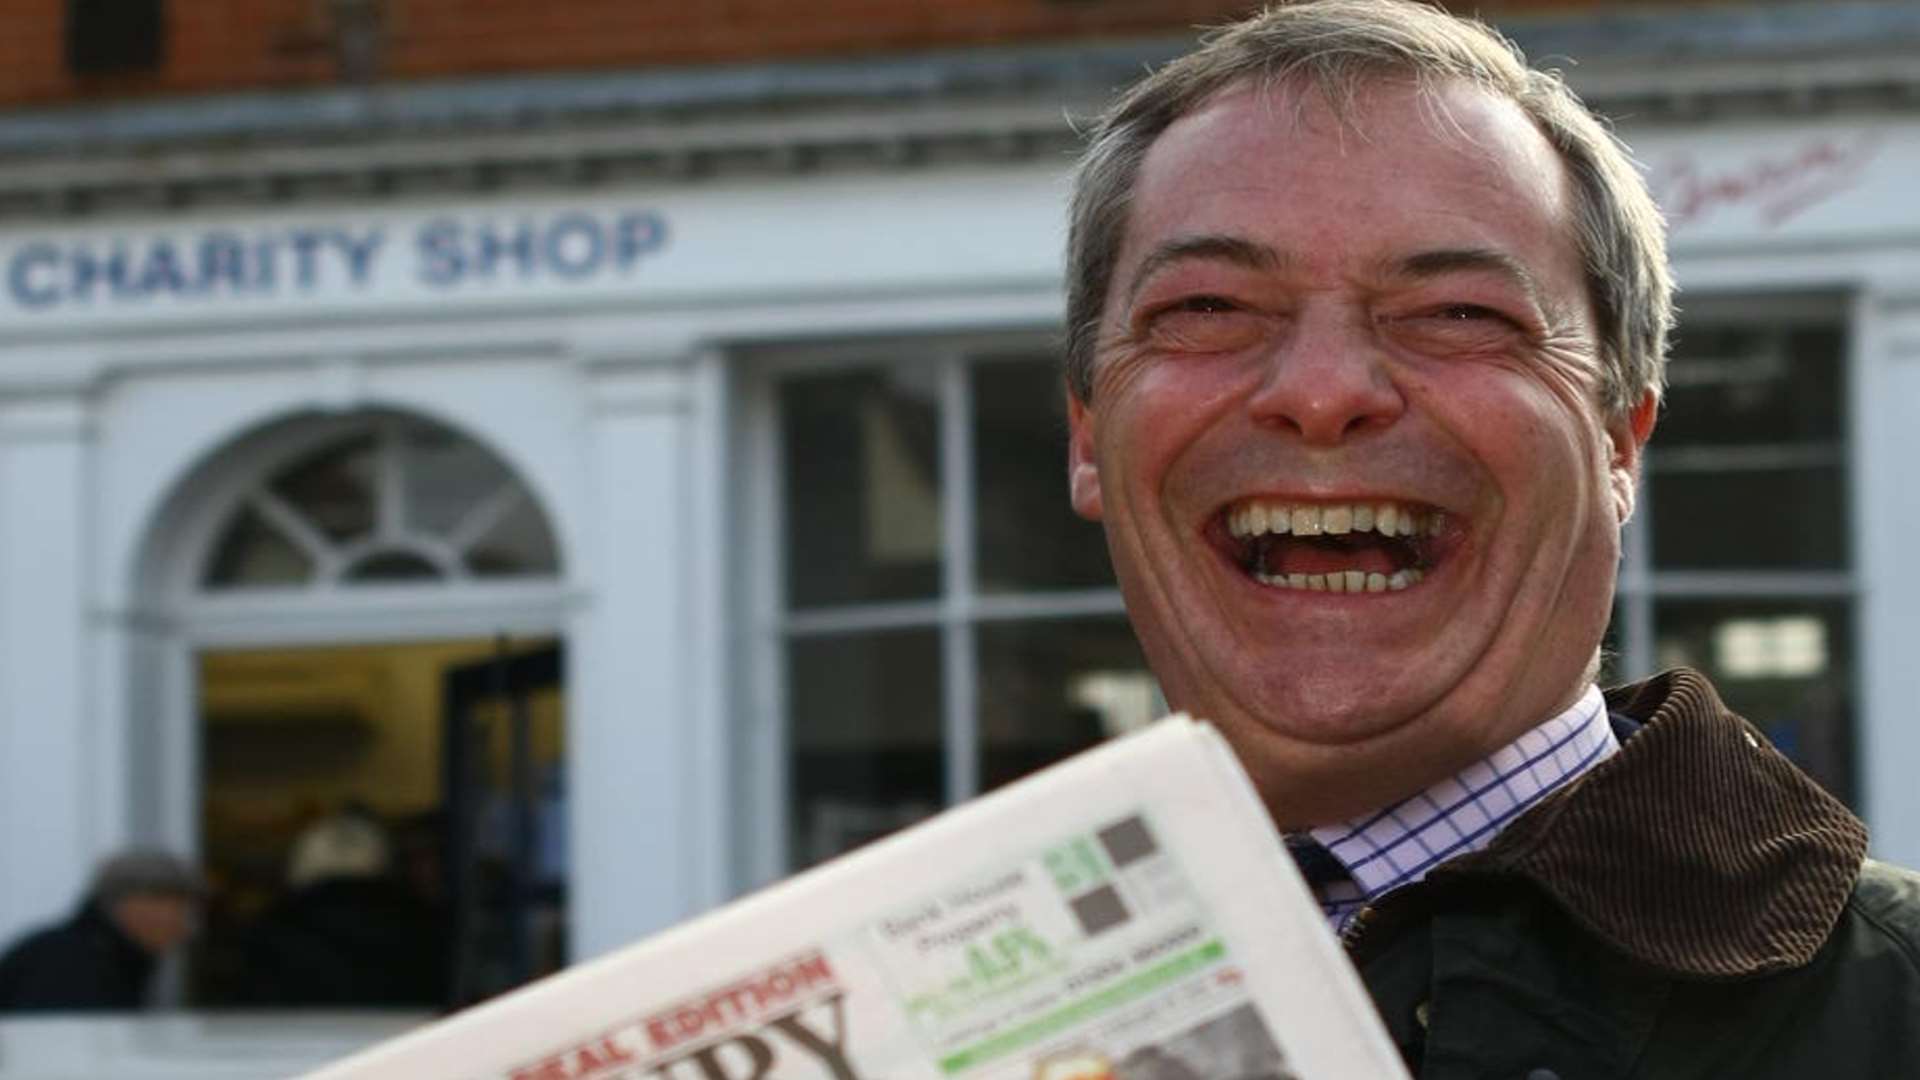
[203,414,559,589]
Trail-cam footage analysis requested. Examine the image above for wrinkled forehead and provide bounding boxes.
[1154,73,1569,201]
[1118,75,1586,299]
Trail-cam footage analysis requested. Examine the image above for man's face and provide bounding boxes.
[112,893,196,955]
[1068,78,1654,826]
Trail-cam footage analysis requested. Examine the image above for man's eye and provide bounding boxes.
[1387,303,1525,353]
[1433,303,1508,322]
[1144,296,1265,352]
[1175,295,1239,314]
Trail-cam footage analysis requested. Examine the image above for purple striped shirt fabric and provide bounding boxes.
[1301,684,1617,935]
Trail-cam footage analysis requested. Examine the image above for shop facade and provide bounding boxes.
[0,159,1082,985]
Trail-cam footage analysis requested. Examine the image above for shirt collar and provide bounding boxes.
[1303,684,1617,931]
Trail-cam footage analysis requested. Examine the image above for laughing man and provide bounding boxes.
[1062,1,1920,1074]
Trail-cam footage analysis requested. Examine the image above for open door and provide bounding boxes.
[443,638,567,1005]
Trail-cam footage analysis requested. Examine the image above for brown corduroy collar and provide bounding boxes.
[1436,667,1867,979]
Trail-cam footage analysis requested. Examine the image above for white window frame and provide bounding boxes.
[1610,291,1859,791]
[734,333,1137,888]
[203,411,558,589]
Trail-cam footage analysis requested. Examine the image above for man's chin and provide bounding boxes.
[1207,664,1444,747]
[1190,679,1495,826]
[1227,720,1483,828]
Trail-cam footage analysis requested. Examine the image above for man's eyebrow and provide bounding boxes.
[1122,234,1289,307]
[1384,248,1546,306]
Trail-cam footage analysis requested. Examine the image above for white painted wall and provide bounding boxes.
[569,359,701,957]
[1853,285,1920,869]
[0,394,93,938]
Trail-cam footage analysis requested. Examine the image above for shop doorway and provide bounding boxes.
[138,407,575,1009]
[192,634,564,1006]
[192,636,566,1009]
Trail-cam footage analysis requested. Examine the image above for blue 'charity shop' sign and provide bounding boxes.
[2,208,668,315]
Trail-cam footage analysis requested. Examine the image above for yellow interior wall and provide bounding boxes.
[199,637,562,898]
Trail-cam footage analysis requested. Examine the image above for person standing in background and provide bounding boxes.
[0,850,202,1012]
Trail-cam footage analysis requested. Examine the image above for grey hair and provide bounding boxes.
[1063,0,1673,417]
[89,849,203,906]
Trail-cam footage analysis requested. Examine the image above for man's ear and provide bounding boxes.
[1066,387,1104,522]
[1607,390,1659,525]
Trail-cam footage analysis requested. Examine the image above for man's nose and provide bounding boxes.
[1243,309,1404,444]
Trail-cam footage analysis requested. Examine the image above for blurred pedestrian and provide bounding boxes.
[241,805,448,1007]
[0,850,202,1012]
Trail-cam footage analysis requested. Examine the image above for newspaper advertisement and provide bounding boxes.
[307,718,1409,1080]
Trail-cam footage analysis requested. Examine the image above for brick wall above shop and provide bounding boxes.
[3,0,1765,110]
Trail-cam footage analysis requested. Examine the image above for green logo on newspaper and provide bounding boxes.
[935,938,1228,1075]
[905,926,1062,1024]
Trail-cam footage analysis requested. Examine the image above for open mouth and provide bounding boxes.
[1218,498,1446,593]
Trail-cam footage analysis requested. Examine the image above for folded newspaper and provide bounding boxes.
[306,716,1410,1079]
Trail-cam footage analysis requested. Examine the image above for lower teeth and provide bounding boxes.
[1253,568,1423,592]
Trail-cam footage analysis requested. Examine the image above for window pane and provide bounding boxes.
[345,550,442,582]
[976,617,1155,792]
[1653,598,1854,806]
[788,630,943,868]
[205,503,314,587]
[1649,312,1848,571]
[972,357,1117,593]
[1650,465,1846,570]
[466,491,561,577]
[1661,323,1844,448]
[783,368,942,608]
[404,423,507,538]
[271,434,378,544]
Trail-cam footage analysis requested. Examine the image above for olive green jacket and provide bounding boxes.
[1344,669,1920,1079]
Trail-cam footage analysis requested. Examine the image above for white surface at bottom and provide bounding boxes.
[0,1013,429,1080]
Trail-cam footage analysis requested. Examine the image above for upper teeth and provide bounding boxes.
[1226,499,1436,540]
